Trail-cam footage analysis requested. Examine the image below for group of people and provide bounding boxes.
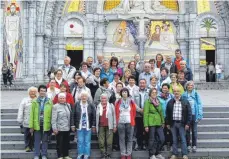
[17,49,203,159]
[207,62,224,82]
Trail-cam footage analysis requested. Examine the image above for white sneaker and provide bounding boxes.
[150,155,157,159]
[187,146,192,152]
[156,154,165,159]
[84,155,89,159]
[183,155,188,159]
[34,157,39,159]
[170,155,177,159]
[42,156,47,159]
[77,155,82,159]
[64,157,72,159]
[192,146,197,152]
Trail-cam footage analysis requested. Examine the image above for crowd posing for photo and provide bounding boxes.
[17,49,203,159]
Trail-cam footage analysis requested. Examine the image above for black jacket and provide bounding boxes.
[86,81,99,99]
[71,101,96,129]
[161,63,178,74]
[165,97,192,126]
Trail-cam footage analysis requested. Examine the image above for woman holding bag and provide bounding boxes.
[144,88,165,159]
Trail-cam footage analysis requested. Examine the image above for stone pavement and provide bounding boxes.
[1,90,229,109]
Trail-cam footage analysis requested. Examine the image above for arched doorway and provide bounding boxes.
[64,18,84,69]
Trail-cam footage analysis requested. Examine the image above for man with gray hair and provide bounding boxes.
[161,55,178,75]
[180,60,193,81]
[59,56,76,85]
[92,53,104,70]
[139,63,154,85]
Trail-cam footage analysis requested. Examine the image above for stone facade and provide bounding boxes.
[1,0,229,84]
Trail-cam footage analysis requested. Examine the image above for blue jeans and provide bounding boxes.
[217,73,222,80]
[77,128,91,156]
[171,122,188,156]
[118,123,134,156]
[24,127,33,149]
[148,126,165,156]
[186,115,197,146]
[34,130,48,157]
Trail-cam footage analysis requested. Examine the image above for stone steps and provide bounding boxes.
[3,118,229,126]
[1,106,229,158]
[2,139,229,150]
[1,148,229,159]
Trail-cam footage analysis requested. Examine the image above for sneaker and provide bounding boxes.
[25,147,31,152]
[58,158,63,159]
[84,155,89,159]
[183,155,188,159]
[150,155,157,159]
[192,146,197,152]
[187,146,192,152]
[170,155,177,159]
[156,154,165,159]
[127,155,132,159]
[34,157,39,159]
[42,156,47,159]
[64,157,72,159]
[77,155,82,159]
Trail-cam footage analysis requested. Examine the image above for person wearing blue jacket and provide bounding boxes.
[100,60,114,83]
[182,81,203,153]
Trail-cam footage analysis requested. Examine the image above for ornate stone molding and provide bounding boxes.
[192,12,226,38]
[57,12,90,38]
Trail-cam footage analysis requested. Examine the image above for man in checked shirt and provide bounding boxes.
[165,86,192,159]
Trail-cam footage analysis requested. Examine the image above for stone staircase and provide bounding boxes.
[1,106,229,159]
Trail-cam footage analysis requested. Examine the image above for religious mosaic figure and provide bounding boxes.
[160,21,175,45]
[148,25,161,46]
[113,22,131,47]
[4,2,23,78]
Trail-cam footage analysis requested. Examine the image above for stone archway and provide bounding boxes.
[54,12,94,67]
[190,13,227,81]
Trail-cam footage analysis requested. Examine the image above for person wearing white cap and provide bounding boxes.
[52,93,73,159]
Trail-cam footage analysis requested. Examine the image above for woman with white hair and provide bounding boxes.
[71,91,96,159]
[96,93,116,159]
[52,93,73,159]
[17,86,38,152]
[182,81,203,153]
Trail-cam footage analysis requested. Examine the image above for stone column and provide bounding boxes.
[57,37,66,67]
[83,14,94,60]
[0,2,4,67]
[189,39,200,81]
[35,34,44,83]
[83,38,94,61]
[178,0,189,61]
[225,38,229,79]
[95,15,106,57]
[27,1,36,82]
[136,18,147,61]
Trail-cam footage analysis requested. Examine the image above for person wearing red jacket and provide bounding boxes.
[115,88,136,159]
[53,84,74,108]
[47,69,70,92]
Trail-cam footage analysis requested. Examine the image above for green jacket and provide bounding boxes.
[143,99,164,127]
[29,97,53,131]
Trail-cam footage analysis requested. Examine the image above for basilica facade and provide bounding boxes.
[1,0,229,84]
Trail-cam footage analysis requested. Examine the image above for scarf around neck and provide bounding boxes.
[121,98,131,109]
[150,97,160,107]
